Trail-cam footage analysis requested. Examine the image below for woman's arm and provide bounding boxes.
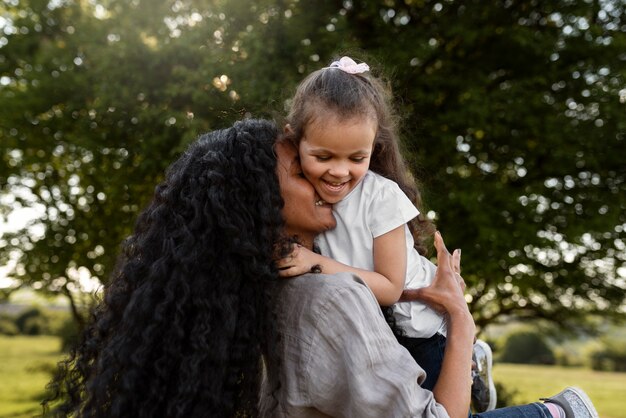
[402,232,475,418]
[276,225,407,306]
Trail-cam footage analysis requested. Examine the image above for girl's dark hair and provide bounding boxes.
[44,119,284,417]
[285,58,435,254]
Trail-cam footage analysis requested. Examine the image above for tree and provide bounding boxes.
[498,327,555,365]
[0,0,268,324]
[0,0,338,325]
[336,0,626,331]
[1,0,624,331]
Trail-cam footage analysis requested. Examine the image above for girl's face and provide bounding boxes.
[298,114,376,204]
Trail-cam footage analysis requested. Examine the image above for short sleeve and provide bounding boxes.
[304,274,450,418]
[368,178,419,238]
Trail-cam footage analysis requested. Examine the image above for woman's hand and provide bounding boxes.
[400,232,468,316]
[275,243,322,277]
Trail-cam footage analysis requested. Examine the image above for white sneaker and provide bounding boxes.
[471,339,497,412]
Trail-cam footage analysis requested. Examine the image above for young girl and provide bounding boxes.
[277,55,444,385]
[278,56,496,409]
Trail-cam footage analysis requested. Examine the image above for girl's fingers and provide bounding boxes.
[275,257,291,268]
[278,265,301,278]
[278,267,292,277]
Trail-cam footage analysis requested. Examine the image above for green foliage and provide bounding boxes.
[493,381,519,409]
[553,345,585,368]
[2,306,72,336]
[15,307,46,335]
[586,335,626,372]
[1,0,625,330]
[21,314,48,335]
[498,327,555,365]
[55,315,79,351]
[0,314,19,335]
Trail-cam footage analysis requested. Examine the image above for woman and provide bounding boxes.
[45,119,284,417]
[44,119,598,418]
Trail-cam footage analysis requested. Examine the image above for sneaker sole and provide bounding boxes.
[475,339,497,411]
[568,387,600,418]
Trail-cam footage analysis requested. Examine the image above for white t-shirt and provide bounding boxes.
[316,171,446,338]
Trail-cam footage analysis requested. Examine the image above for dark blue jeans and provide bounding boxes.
[476,403,551,418]
[398,334,552,418]
[398,332,446,391]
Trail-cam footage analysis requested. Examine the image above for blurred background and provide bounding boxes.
[0,0,624,417]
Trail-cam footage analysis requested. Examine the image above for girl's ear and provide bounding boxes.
[284,124,294,135]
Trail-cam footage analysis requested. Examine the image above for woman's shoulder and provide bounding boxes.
[276,272,378,320]
[282,272,372,298]
[275,273,387,359]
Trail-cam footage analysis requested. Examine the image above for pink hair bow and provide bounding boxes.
[328,56,370,74]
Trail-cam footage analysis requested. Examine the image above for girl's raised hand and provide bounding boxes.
[276,243,322,278]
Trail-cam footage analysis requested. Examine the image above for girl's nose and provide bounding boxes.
[328,162,350,178]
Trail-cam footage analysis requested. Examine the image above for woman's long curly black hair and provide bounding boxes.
[44,119,284,417]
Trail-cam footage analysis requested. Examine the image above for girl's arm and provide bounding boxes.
[276,225,407,306]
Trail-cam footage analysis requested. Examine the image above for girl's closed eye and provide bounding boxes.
[315,155,331,162]
[350,156,367,163]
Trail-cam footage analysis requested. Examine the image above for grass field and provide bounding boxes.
[0,335,62,418]
[494,363,626,418]
[1,336,625,417]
